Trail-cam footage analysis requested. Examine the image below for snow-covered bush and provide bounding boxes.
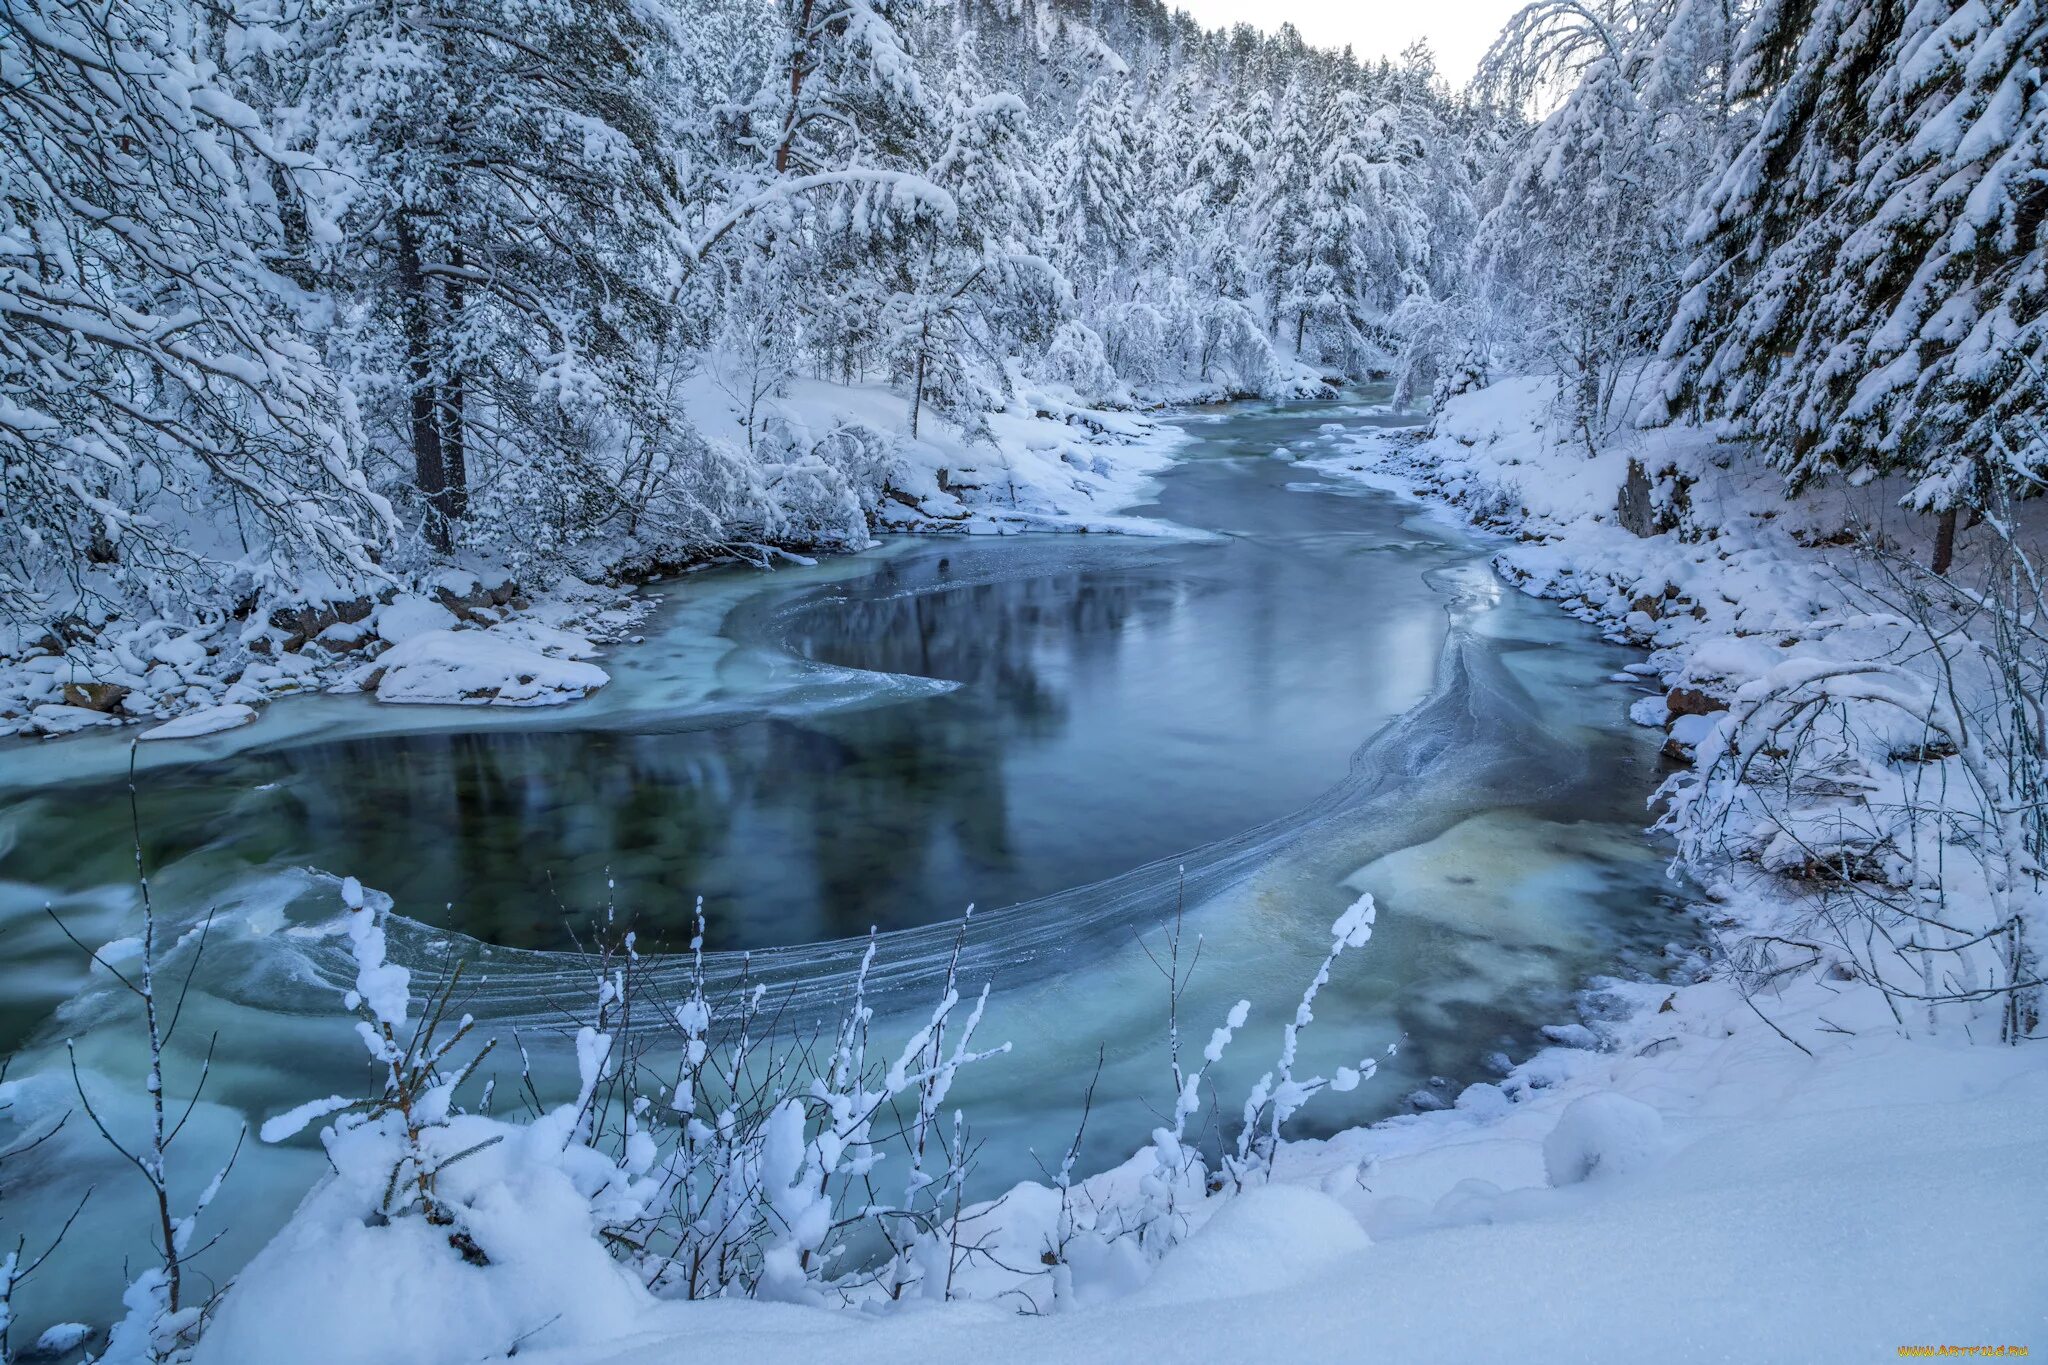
[0,1062,87,1365]
[1037,321,1131,409]
[1663,534,2046,1042]
[197,877,1393,1354]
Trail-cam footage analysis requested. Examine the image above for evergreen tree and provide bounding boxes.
[1655,0,2048,531]
[1260,79,1320,350]
[283,0,685,555]
[1052,76,1144,293]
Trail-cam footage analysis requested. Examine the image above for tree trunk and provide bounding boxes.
[776,0,818,173]
[396,214,449,554]
[1931,505,1959,577]
[443,242,468,523]
[910,316,929,439]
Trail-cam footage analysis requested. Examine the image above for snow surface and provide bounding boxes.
[539,1037,2045,1365]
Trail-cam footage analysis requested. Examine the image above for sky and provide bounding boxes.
[1171,0,1528,88]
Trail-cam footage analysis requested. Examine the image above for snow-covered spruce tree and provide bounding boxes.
[1653,0,2048,565]
[1051,75,1145,302]
[1294,91,1441,375]
[1176,91,1262,298]
[1391,100,1507,408]
[277,0,685,560]
[883,37,1065,440]
[751,0,933,178]
[0,0,390,630]
[1258,78,1322,354]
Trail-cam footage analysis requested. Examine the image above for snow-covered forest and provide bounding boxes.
[3,0,1491,680]
[1,0,2045,1359]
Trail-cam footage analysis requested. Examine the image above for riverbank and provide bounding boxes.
[0,381,1183,740]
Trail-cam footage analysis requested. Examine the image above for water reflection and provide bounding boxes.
[1,446,1462,955]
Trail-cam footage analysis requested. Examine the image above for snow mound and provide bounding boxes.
[375,594,460,645]
[1138,1184,1369,1306]
[194,1117,652,1365]
[138,703,256,741]
[371,630,608,706]
[1543,1093,1664,1187]
[27,703,121,735]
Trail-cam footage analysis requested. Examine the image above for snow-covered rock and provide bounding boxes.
[1542,1093,1665,1186]
[370,630,608,707]
[27,703,121,735]
[1664,711,1721,752]
[375,594,460,645]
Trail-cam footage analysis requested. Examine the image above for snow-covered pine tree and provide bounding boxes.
[1654,0,2048,552]
[280,0,685,559]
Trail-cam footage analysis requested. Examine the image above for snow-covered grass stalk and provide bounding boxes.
[1119,891,1386,1260]
[1229,893,1382,1186]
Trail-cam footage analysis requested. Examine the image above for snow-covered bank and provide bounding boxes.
[549,1029,2045,1365]
[0,386,1180,741]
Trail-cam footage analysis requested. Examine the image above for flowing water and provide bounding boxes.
[0,392,1690,1330]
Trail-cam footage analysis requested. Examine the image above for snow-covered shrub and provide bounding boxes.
[0,1062,88,1365]
[1037,321,1131,409]
[235,891,1012,1337]
[1198,299,1287,399]
[1660,526,2046,1042]
[1031,894,1387,1292]
[207,870,1398,1351]
[24,813,254,1364]
[751,419,900,551]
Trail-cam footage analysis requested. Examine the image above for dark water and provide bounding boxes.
[0,402,1461,957]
